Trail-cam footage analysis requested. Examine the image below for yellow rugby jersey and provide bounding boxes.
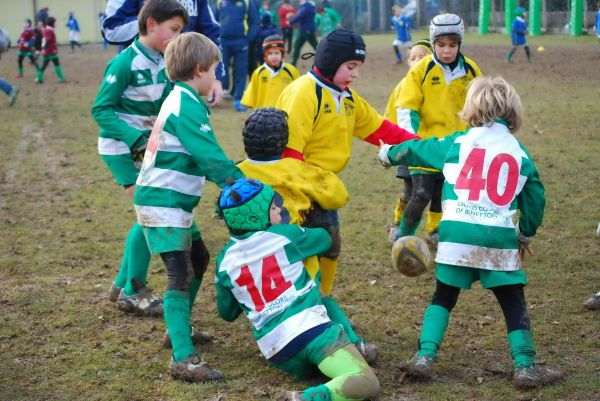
[383,77,405,125]
[238,158,348,224]
[241,62,299,108]
[397,54,482,140]
[275,70,384,174]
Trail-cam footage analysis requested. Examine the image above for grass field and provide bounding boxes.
[1,31,599,401]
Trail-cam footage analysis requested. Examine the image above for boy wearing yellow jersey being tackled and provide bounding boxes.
[241,35,299,108]
[237,107,377,362]
[392,14,482,245]
[275,29,418,304]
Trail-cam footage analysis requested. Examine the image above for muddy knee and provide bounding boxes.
[191,239,210,279]
[161,251,195,292]
[342,370,380,400]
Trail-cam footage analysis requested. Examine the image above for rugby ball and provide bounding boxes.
[391,236,431,277]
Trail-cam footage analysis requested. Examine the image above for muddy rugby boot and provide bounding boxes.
[388,223,400,244]
[514,365,563,390]
[356,341,379,364]
[168,355,224,382]
[400,352,436,380]
[108,283,122,302]
[162,325,213,348]
[116,286,163,317]
[583,292,600,310]
[276,391,305,401]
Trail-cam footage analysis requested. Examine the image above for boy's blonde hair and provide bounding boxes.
[460,76,523,132]
[165,32,221,82]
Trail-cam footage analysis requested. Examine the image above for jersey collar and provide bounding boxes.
[174,82,209,113]
[132,37,162,65]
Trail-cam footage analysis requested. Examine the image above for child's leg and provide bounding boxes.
[394,174,412,225]
[491,284,535,368]
[425,176,443,243]
[36,58,50,82]
[160,250,196,362]
[28,55,40,71]
[189,235,210,311]
[0,79,11,96]
[393,45,401,61]
[51,57,66,81]
[524,45,531,62]
[122,223,151,296]
[17,55,25,76]
[303,344,379,401]
[507,46,517,61]
[399,173,435,237]
[418,279,460,357]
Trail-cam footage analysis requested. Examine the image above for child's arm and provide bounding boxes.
[240,69,258,108]
[271,225,333,262]
[297,161,349,210]
[378,132,460,171]
[215,252,244,322]
[177,109,244,188]
[352,93,420,145]
[516,151,545,238]
[396,64,425,134]
[91,59,147,149]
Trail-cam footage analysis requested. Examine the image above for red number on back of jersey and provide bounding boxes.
[455,148,520,206]
[235,255,293,312]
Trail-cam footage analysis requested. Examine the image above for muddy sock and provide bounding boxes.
[54,65,65,80]
[164,290,195,361]
[299,384,332,401]
[188,277,201,311]
[508,329,536,368]
[123,223,151,296]
[318,257,338,296]
[426,211,442,234]
[418,304,450,357]
[321,297,360,344]
[394,199,406,225]
[398,215,420,237]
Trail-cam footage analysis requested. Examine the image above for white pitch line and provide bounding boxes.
[0,124,36,210]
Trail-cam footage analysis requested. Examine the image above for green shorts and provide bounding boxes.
[436,263,527,289]
[101,153,139,187]
[143,222,201,255]
[270,323,350,380]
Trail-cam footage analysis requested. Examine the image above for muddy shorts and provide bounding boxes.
[270,323,350,380]
[436,263,527,289]
[143,222,201,255]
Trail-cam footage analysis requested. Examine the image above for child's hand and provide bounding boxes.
[517,233,534,260]
[377,139,393,168]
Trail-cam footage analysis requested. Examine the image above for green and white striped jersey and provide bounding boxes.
[92,38,169,185]
[134,82,242,228]
[386,122,545,271]
[215,225,332,359]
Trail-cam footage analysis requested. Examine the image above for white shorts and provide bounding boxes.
[393,39,412,48]
[69,31,80,42]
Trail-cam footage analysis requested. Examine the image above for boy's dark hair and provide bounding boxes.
[46,17,56,27]
[138,0,189,36]
[243,108,289,161]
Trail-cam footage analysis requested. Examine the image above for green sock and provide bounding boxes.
[507,330,536,368]
[188,277,201,312]
[113,246,129,289]
[123,223,151,296]
[300,384,331,401]
[398,215,420,237]
[164,290,195,361]
[418,304,450,357]
[54,65,65,80]
[18,67,24,75]
[321,297,360,344]
[36,68,43,82]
